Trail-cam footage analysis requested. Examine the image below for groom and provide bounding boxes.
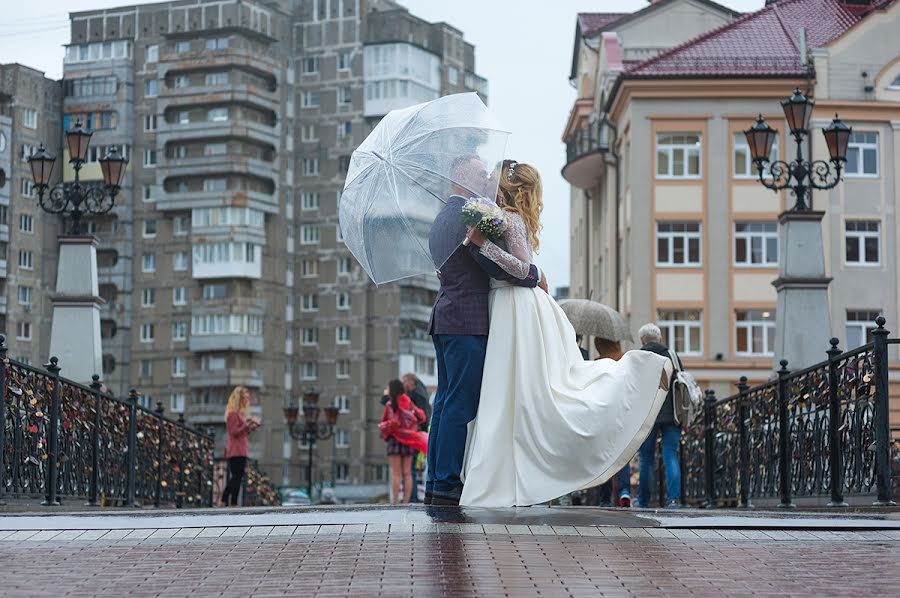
[425,157,546,506]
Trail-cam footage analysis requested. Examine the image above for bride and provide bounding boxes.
[460,159,672,507]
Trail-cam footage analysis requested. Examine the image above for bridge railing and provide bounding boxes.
[0,337,215,508]
[682,316,897,507]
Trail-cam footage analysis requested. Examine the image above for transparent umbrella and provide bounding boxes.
[559,299,633,343]
[339,92,509,284]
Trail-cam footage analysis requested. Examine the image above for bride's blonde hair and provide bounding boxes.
[496,160,543,252]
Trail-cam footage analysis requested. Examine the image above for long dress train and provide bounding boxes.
[459,212,671,507]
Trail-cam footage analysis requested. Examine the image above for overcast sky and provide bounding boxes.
[0,0,764,293]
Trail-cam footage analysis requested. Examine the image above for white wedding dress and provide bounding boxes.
[459,212,672,507]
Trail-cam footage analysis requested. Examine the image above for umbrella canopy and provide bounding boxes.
[559,299,633,343]
[339,92,509,284]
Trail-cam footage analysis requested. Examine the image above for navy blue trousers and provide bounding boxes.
[428,334,487,496]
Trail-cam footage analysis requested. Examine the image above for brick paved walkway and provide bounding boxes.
[1,509,898,597]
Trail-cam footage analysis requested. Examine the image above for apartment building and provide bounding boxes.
[0,64,63,367]
[58,0,488,496]
[562,0,900,412]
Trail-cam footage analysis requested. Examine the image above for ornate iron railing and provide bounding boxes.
[212,458,280,507]
[0,339,215,507]
[681,317,897,507]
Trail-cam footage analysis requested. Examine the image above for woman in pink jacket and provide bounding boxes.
[222,386,259,506]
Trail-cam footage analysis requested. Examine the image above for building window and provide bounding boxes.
[845,220,880,266]
[173,216,190,235]
[301,327,319,346]
[202,178,227,192]
[144,114,158,131]
[173,75,190,89]
[338,87,352,105]
[845,132,878,177]
[301,124,319,142]
[301,191,320,211]
[176,41,191,53]
[170,393,185,413]
[845,310,881,349]
[204,143,227,156]
[335,429,350,449]
[336,359,350,379]
[337,292,351,310]
[204,72,228,86]
[302,158,319,176]
[337,121,352,139]
[302,362,318,380]
[301,259,318,278]
[338,257,352,275]
[172,357,186,378]
[146,44,158,63]
[734,222,778,267]
[300,225,320,245]
[140,359,153,377]
[658,310,703,356]
[173,286,188,306]
[302,56,319,74]
[172,321,187,341]
[17,286,32,306]
[23,109,38,129]
[173,251,189,271]
[140,323,155,343]
[733,132,779,178]
[19,214,33,233]
[20,179,35,198]
[338,51,352,71]
[202,355,226,371]
[656,133,701,179]
[338,155,351,174]
[203,284,227,300]
[447,66,459,85]
[141,288,155,307]
[415,355,436,377]
[178,111,190,124]
[144,79,158,97]
[336,326,350,345]
[656,222,701,267]
[205,37,229,50]
[16,321,32,341]
[18,250,33,270]
[301,91,320,108]
[336,463,349,482]
[142,254,156,273]
[207,108,228,122]
[143,149,157,167]
[301,294,319,312]
[142,185,154,202]
[735,310,775,357]
[334,395,350,414]
[142,219,157,238]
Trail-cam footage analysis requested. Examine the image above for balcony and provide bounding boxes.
[562,118,612,190]
[399,303,432,323]
[189,368,264,389]
[189,334,264,353]
[159,47,280,81]
[158,85,279,115]
[157,120,279,149]
[156,189,278,214]
[158,155,277,186]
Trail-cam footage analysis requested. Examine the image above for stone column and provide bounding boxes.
[48,236,104,383]
[772,211,832,370]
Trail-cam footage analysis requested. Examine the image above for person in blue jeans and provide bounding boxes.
[592,336,632,507]
[637,323,681,508]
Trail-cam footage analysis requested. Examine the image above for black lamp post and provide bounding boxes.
[27,120,127,235]
[743,88,851,211]
[283,391,340,503]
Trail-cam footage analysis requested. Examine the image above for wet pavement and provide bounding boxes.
[1,505,898,597]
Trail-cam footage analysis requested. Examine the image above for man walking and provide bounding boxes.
[637,323,682,508]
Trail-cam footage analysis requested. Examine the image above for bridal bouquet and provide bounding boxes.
[460,197,508,246]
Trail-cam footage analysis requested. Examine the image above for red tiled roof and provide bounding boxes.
[624,0,890,78]
[577,13,629,37]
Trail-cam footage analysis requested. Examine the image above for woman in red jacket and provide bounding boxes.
[222,386,259,506]
[381,379,427,504]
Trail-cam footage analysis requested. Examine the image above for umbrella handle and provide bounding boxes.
[462,237,471,247]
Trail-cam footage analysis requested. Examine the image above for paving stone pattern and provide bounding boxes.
[1,524,898,597]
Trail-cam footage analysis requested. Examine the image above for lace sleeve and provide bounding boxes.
[478,212,531,280]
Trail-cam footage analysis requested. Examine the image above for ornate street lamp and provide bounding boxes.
[745,89,851,371]
[283,390,340,503]
[27,120,127,235]
[743,88,850,211]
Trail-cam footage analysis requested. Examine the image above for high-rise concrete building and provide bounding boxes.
[0,64,63,367]
[58,0,488,498]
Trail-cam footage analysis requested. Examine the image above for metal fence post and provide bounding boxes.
[176,413,185,509]
[777,360,795,508]
[736,377,752,509]
[88,375,103,507]
[826,338,848,507]
[154,401,165,508]
[0,335,7,506]
[703,389,717,508]
[42,357,62,507]
[125,388,138,507]
[871,316,896,506]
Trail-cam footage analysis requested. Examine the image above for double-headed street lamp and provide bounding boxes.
[743,88,852,370]
[28,120,128,234]
[283,391,340,503]
[743,88,851,211]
